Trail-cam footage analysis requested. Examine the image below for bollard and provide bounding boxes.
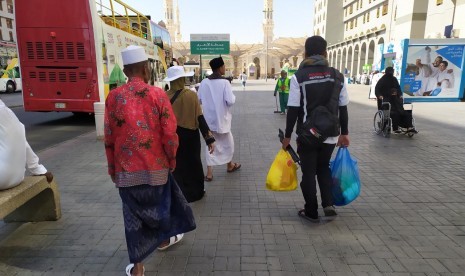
[94,102,105,140]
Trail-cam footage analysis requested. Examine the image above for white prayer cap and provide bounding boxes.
[163,66,194,82]
[121,45,148,65]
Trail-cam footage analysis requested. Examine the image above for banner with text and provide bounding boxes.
[190,34,230,55]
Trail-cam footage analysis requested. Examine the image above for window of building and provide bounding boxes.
[382,2,388,15]
[377,7,380,17]
[360,0,363,9]
[436,0,443,5]
[350,20,353,29]
[354,18,358,27]
[0,1,3,11]
[9,31,13,42]
[350,4,353,14]
[346,22,348,31]
[345,8,347,16]
[356,1,359,10]
[6,18,12,29]
[363,14,366,23]
[367,11,370,22]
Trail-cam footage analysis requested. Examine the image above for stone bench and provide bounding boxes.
[0,176,61,222]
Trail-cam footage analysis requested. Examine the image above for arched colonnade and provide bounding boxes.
[328,36,385,77]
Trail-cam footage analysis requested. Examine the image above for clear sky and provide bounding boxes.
[123,0,314,44]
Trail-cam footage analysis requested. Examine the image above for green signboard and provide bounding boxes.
[190,34,230,55]
[191,41,230,55]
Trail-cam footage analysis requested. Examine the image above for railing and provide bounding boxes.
[95,0,149,40]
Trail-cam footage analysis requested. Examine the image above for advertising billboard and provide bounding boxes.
[401,39,465,102]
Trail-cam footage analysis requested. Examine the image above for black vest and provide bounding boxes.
[294,65,343,137]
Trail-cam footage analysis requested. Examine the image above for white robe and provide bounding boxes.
[437,70,454,88]
[198,78,236,134]
[198,78,236,166]
[205,131,234,166]
[0,100,47,190]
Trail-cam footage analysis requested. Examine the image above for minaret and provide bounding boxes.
[263,0,274,46]
[163,0,177,42]
[175,0,182,42]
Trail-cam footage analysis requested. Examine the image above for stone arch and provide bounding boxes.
[378,37,385,45]
[353,43,360,76]
[328,50,333,67]
[347,45,353,76]
[367,40,375,72]
[336,48,341,71]
[360,42,367,74]
[253,57,261,79]
[340,47,347,72]
[331,50,336,67]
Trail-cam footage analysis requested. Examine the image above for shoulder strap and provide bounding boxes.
[326,68,343,112]
[170,89,183,105]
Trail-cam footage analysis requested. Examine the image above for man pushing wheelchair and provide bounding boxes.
[374,67,418,135]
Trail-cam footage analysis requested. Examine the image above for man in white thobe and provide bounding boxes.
[428,60,455,96]
[198,57,241,181]
[0,99,53,190]
[415,48,443,96]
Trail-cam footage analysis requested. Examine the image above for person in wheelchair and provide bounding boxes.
[375,67,399,110]
[388,89,418,134]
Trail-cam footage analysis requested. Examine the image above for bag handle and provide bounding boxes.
[170,89,183,105]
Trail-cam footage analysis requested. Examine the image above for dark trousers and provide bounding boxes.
[297,143,336,218]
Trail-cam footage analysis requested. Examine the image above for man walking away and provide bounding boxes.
[198,57,241,181]
[104,45,196,276]
[282,36,350,222]
[240,71,247,89]
[274,70,290,114]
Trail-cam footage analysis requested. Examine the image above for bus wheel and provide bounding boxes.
[6,81,15,93]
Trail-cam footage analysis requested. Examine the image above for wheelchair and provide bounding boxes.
[373,102,417,138]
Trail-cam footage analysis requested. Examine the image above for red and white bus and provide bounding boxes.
[15,0,171,114]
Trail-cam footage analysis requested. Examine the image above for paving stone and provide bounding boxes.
[1,81,465,275]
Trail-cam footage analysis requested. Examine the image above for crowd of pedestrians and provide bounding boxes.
[102,35,355,275]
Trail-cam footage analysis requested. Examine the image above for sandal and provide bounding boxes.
[298,209,320,223]
[157,233,184,251]
[227,163,241,173]
[125,263,145,276]
[204,175,213,182]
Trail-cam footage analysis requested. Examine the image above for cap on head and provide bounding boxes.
[121,45,148,66]
[163,66,194,82]
[305,36,327,57]
[209,57,224,70]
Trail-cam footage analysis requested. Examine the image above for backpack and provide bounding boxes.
[297,68,343,147]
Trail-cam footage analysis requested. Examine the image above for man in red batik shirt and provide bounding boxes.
[104,45,196,276]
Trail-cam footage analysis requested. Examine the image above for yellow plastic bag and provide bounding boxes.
[266,149,298,191]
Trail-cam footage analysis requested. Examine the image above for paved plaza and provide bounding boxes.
[1,80,465,275]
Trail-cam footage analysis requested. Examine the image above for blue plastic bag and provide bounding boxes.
[330,147,361,206]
